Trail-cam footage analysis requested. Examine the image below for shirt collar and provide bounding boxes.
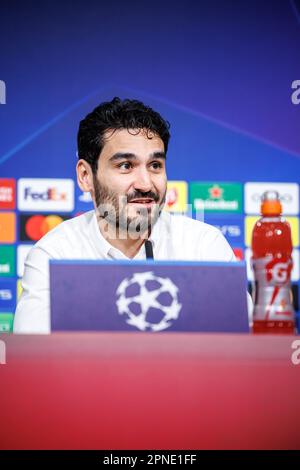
[89,210,164,259]
[89,211,114,257]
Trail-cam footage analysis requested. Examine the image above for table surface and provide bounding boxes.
[0,332,300,450]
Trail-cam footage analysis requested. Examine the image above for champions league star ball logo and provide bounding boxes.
[116,271,182,332]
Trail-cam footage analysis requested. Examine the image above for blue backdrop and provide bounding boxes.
[0,0,300,329]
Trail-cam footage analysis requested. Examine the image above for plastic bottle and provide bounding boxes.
[251,190,295,334]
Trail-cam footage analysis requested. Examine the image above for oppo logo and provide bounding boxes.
[0,80,6,105]
[291,80,300,105]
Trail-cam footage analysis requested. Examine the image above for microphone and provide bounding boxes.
[145,239,154,259]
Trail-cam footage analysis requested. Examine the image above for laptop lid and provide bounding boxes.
[50,260,249,333]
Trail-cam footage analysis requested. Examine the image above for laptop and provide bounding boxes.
[50,260,249,333]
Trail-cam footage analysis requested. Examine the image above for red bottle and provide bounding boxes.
[251,190,295,334]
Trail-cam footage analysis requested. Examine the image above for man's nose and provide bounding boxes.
[133,168,153,193]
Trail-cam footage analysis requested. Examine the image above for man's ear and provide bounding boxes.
[76,159,94,192]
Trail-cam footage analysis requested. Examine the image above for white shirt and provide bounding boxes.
[14,210,237,334]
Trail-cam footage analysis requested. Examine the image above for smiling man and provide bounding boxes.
[14,97,235,333]
[78,125,168,258]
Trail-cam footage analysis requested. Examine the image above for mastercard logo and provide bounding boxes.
[20,214,68,241]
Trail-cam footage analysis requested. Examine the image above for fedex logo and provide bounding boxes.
[18,178,74,212]
[24,187,67,201]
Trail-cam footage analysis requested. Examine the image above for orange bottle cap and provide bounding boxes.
[261,191,282,216]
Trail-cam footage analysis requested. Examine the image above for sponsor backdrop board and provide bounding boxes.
[0,0,300,331]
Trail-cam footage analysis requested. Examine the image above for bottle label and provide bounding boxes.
[252,256,294,321]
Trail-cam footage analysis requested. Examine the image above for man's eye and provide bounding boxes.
[150,161,163,170]
[118,162,132,170]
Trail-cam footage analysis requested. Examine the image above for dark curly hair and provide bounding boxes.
[77,97,171,174]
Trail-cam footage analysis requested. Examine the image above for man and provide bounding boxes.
[14,97,236,334]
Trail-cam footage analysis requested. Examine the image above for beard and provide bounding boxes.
[93,175,166,238]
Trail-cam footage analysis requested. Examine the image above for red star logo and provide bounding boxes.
[209,185,223,199]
